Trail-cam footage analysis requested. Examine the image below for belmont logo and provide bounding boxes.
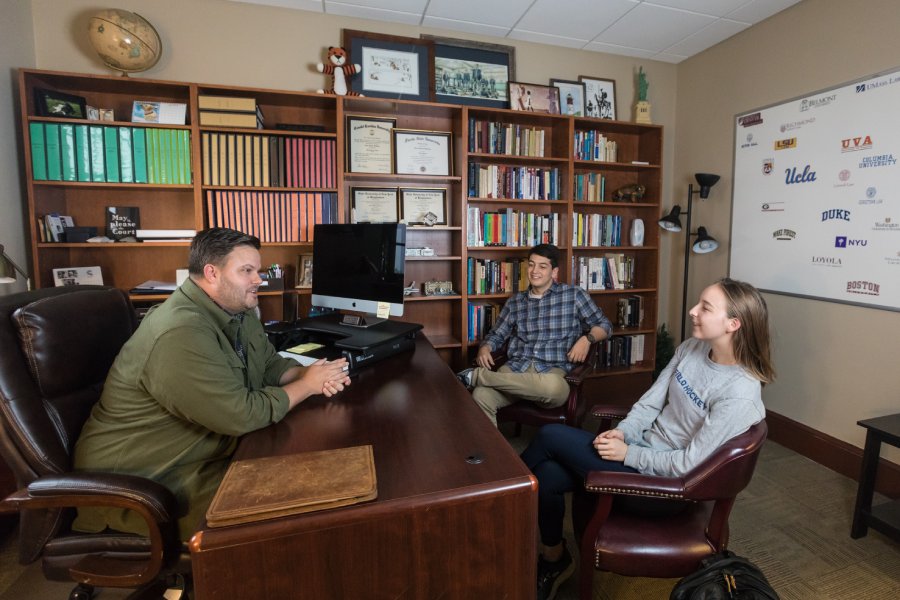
[785,165,817,184]
[800,94,836,111]
[822,209,850,222]
[774,138,796,150]
[773,229,796,240]
[846,280,880,296]
[811,256,842,267]
[873,217,900,231]
[761,202,784,212]
[841,135,873,152]
[740,133,758,149]
[738,112,763,127]
[835,236,867,247]
[860,187,883,205]
[780,117,815,132]
[859,154,897,168]
[762,158,774,174]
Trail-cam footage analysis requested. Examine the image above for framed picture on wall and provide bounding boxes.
[509,82,560,114]
[579,76,617,119]
[33,88,87,119]
[550,79,586,117]
[423,35,515,109]
[343,29,434,101]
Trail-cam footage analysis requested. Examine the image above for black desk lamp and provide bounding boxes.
[658,173,720,340]
[0,244,32,291]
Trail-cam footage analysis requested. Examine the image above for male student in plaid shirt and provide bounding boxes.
[458,244,612,426]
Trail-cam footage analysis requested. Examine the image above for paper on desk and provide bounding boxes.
[133,280,178,291]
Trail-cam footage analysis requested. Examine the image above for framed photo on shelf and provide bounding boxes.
[579,76,617,119]
[509,82,560,114]
[296,254,314,289]
[400,188,448,226]
[351,187,400,223]
[393,129,452,176]
[550,79,586,117]
[345,115,396,174]
[422,35,515,109]
[33,88,87,119]
[342,29,434,101]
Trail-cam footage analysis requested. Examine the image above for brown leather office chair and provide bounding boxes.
[0,286,187,600]
[492,341,599,434]
[573,404,767,600]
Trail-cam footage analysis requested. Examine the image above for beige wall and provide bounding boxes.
[674,0,900,462]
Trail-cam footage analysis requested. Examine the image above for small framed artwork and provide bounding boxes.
[99,108,115,121]
[343,29,434,101]
[423,35,515,109]
[579,76,617,120]
[296,254,314,289]
[345,115,396,174]
[393,129,452,176]
[400,188,448,226]
[550,79,586,117]
[86,105,100,120]
[351,187,400,223]
[33,88,87,119]
[509,82,560,114]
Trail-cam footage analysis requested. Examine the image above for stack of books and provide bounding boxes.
[136,229,197,242]
[198,95,264,129]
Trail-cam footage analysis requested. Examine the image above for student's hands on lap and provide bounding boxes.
[593,429,627,462]
[475,345,495,369]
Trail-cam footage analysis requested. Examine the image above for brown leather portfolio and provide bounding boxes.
[206,444,377,527]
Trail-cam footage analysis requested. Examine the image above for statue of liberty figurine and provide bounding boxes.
[635,66,651,123]
[638,67,649,102]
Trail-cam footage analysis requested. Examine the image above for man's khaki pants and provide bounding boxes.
[471,364,569,426]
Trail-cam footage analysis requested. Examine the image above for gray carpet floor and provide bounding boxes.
[2,432,898,599]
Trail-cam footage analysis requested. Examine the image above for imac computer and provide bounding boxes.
[311,222,406,328]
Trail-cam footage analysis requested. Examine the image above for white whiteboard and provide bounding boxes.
[730,67,900,312]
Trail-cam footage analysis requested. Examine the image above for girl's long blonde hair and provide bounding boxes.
[717,278,776,384]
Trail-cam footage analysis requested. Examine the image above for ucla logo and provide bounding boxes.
[785,165,817,184]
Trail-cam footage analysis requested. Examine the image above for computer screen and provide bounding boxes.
[311,223,407,320]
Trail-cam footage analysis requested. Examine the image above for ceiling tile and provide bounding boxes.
[421,16,512,38]
[425,0,532,28]
[726,0,801,23]
[227,0,324,10]
[507,29,590,51]
[592,3,716,52]
[514,0,639,42]
[582,40,660,60]
[325,2,422,25]
[643,0,750,19]
[664,18,749,56]
[324,0,428,11]
[652,51,689,64]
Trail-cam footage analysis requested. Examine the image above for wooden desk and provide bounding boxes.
[851,413,900,541]
[189,335,537,599]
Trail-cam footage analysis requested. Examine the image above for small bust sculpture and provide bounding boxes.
[638,67,649,102]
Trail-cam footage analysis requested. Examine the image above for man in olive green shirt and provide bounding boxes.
[74,228,350,540]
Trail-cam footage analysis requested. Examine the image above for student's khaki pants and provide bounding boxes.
[471,364,570,426]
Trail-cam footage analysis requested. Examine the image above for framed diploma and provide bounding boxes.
[350,187,399,223]
[346,115,396,174]
[393,129,452,176]
[400,188,448,226]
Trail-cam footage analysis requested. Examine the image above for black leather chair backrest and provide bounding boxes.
[0,286,136,479]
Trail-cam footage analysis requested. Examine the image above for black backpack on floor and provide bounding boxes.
[670,551,779,600]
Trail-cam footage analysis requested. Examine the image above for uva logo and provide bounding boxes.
[841,136,873,152]
[785,165,817,184]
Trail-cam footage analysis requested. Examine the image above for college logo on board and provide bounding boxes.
[811,256,842,267]
[785,165,817,184]
[800,94,836,111]
[841,135,873,152]
[738,112,763,127]
[859,154,897,168]
[835,236,867,247]
[821,209,850,222]
[740,133,758,149]
[762,158,774,174]
[761,202,784,212]
[774,138,796,150]
[772,229,796,240]
[873,217,900,231]
[859,186,883,205]
[846,280,880,296]
[780,117,815,132]
[835,169,854,188]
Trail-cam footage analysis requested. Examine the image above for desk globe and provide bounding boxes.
[87,9,162,75]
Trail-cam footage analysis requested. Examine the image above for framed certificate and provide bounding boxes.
[351,187,399,223]
[400,188,447,226]
[346,115,395,174]
[393,129,452,176]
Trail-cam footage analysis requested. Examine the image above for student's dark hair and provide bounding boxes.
[529,244,560,269]
[188,228,261,276]
[716,277,776,384]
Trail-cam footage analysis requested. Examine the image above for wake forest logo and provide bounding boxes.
[859,154,897,168]
[738,112,763,127]
[822,209,850,222]
[774,138,796,150]
[846,280,880,296]
[811,256,842,267]
[762,158,774,174]
[773,228,796,240]
[841,135,873,152]
[785,165,817,184]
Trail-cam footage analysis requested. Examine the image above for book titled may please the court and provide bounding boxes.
[206,445,377,527]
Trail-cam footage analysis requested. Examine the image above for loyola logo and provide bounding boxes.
[785,165,817,184]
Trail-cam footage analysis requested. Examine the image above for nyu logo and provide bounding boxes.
[835,236,867,247]
[821,209,850,222]
[841,135,873,152]
[785,165,817,184]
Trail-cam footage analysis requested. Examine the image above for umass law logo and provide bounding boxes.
[835,236,867,247]
[822,209,850,222]
[785,165,817,184]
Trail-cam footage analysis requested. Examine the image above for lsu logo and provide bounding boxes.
[774,138,796,150]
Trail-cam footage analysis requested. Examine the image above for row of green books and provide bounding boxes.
[29,122,192,184]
